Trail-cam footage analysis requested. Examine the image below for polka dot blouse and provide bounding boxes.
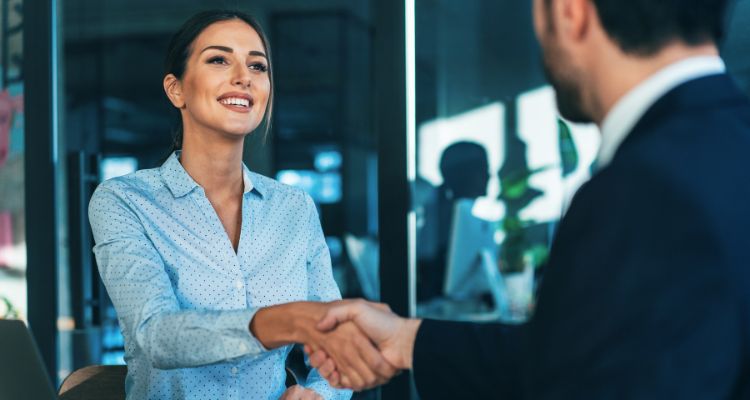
[89,152,351,400]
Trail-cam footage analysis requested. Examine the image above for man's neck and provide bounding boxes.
[590,42,719,126]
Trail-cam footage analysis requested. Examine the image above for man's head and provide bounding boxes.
[533,0,731,123]
[439,142,490,200]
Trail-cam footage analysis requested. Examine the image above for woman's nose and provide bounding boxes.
[233,65,251,88]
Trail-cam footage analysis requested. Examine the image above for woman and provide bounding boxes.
[89,10,352,400]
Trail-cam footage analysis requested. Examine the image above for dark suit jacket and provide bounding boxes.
[413,74,750,399]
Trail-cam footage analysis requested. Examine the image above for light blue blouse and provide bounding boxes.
[89,152,351,400]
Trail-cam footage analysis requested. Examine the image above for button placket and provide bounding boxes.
[191,189,243,276]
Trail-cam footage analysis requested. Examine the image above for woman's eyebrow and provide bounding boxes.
[200,45,267,58]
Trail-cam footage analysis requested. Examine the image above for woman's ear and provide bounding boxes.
[163,74,185,108]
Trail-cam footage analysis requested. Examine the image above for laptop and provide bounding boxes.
[0,319,58,400]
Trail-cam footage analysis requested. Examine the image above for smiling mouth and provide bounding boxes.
[218,97,251,108]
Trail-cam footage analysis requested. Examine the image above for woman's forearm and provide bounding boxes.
[250,301,328,349]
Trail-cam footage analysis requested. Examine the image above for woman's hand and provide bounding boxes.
[279,385,323,400]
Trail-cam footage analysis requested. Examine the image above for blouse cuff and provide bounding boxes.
[222,308,268,359]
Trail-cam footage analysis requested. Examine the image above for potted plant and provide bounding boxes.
[496,118,577,320]
[0,295,19,319]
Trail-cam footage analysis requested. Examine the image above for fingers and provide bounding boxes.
[279,385,298,400]
[369,301,391,313]
[356,334,398,380]
[279,385,323,400]
[318,358,337,379]
[329,323,397,391]
[309,325,369,390]
[333,356,366,391]
[350,332,397,389]
[338,334,379,390]
[307,349,341,387]
[307,348,328,369]
[328,370,341,388]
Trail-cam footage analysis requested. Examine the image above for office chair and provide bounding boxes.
[58,365,127,400]
[58,364,299,399]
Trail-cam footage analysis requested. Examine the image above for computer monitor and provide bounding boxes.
[444,199,507,310]
[0,319,57,400]
[344,234,379,301]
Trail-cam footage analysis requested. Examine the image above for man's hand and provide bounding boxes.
[278,384,322,400]
[305,299,422,390]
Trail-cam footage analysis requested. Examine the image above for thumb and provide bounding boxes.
[316,309,344,331]
[316,303,360,331]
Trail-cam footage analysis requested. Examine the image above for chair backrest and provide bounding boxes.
[58,364,298,397]
[58,365,127,400]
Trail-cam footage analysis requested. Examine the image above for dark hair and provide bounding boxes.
[164,10,274,151]
[439,141,489,198]
[545,0,731,55]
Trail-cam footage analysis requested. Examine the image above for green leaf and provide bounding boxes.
[558,118,579,177]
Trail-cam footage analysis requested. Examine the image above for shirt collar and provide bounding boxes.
[241,163,265,198]
[160,151,264,198]
[597,55,726,169]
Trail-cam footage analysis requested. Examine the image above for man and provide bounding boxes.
[306,0,750,398]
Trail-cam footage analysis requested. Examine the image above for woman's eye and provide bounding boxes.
[207,56,227,65]
[249,63,268,72]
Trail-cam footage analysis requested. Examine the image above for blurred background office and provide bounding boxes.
[2,0,750,399]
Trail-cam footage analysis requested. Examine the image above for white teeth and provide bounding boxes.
[219,97,250,107]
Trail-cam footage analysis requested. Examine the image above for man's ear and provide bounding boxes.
[558,0,591,42]
[163,74,185,108]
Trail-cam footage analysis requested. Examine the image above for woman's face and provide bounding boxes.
[170,19,271,140]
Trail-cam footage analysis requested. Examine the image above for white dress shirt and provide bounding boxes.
[597,56,726,169]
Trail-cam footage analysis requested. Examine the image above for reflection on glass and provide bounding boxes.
[100,157,138,181]
[414,0,599,323]
[0,0,25,321]
[314,150,343,172]
[517,86,599,221]
[277,170,343,204]
[418,102,504,211]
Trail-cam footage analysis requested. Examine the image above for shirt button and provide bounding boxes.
[238,343,248,352]
[231,367,239,375]
[234,280,243,290]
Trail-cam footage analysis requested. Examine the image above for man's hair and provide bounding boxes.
[546,0,732,55]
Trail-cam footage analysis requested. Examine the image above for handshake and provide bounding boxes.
[251,299,422,391]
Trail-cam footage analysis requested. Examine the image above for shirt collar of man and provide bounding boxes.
[597,55,726,170]
[160,151,264,198]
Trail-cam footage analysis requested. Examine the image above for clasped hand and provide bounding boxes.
[303,300,419,391]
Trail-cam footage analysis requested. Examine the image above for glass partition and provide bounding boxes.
[411,0,750,330]
[413,0,599,324]
[0,0,25,321]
